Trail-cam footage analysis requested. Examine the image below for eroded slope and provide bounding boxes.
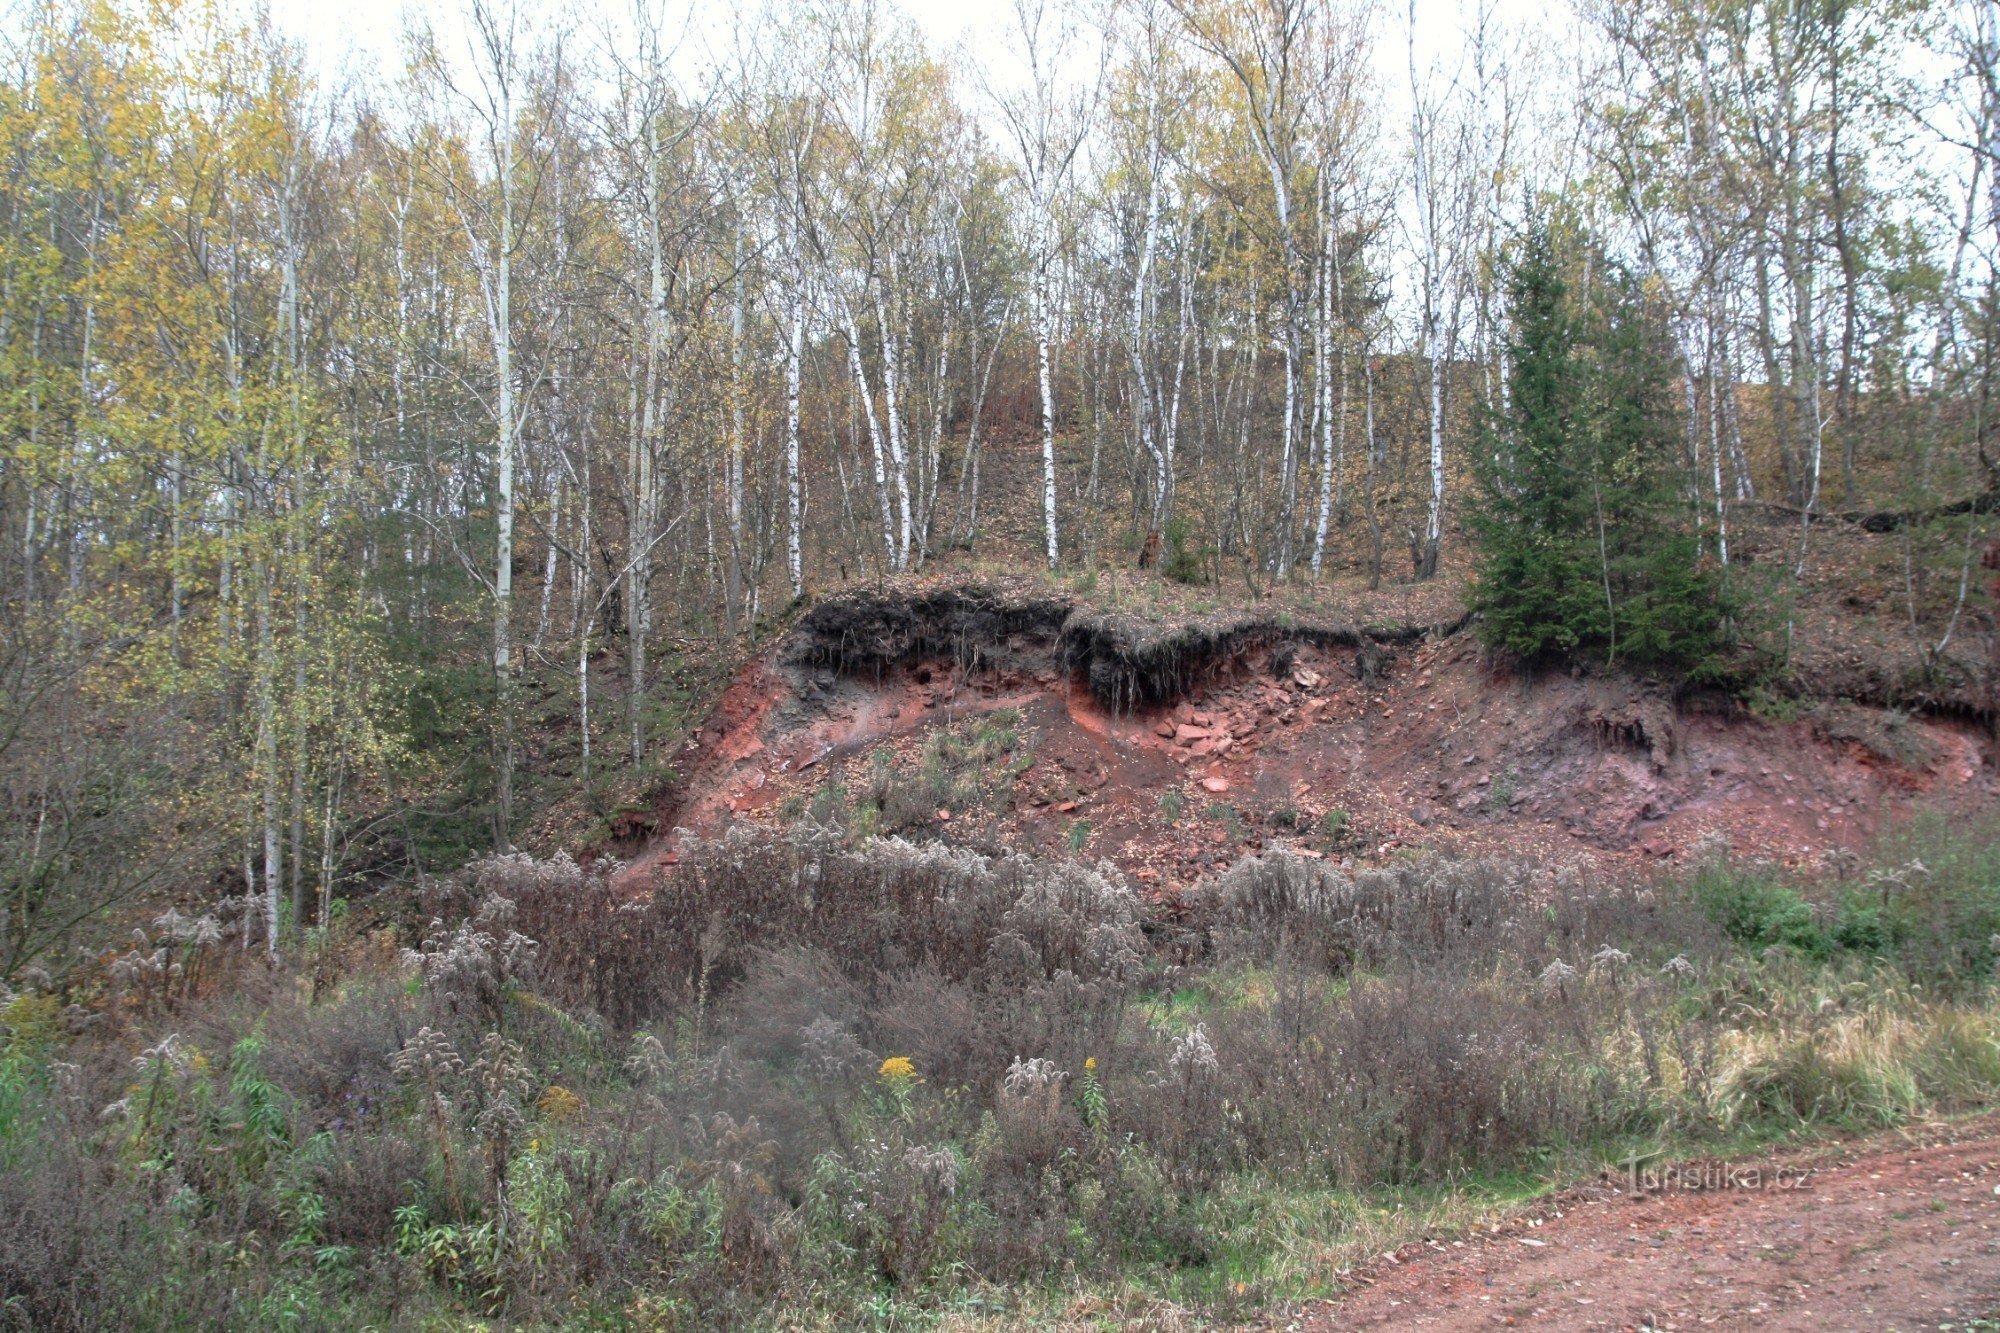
[613,579,1996,893]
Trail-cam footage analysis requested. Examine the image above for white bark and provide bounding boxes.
[1130,60,1167,529]
[844,306,899,570]
[872,289,914,569]
[1406,0,1461,582]
[630,114,667,769]
[1035,275,1060,568]
[1311,164,1346,580]
[786,283,805,597]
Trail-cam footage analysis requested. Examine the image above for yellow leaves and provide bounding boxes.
[536,1084,586,1124]
[0,991,63,1053]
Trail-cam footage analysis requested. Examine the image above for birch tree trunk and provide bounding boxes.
[1407,1,1455,582]
[1131,81,1166,530]
[873,289,914,569]
[1035,271,1060,568]
[786,278,805,597]
[492,91,517,848]
[630,118,666,770]
[844,306,899,570]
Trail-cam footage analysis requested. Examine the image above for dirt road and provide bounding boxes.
[1289,1114,2000,1331]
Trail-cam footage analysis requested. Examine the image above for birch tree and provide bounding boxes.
[415,0,557,846]
[1403,0,1475,580]
[991,0,1102,569]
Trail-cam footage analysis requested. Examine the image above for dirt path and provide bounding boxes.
[1288,1114,2000,1331]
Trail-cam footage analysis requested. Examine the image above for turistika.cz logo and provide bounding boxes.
[1612,1152,1817,1193]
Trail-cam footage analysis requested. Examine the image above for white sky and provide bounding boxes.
[268,0,1037,92]
[253,0,1546,113]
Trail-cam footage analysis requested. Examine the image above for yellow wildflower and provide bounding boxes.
[878,1056,917,1083]
[537,1084,586,1123]
[1084,1057,1097,1071]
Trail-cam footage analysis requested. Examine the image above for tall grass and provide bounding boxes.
[1688,813,2000,987]
[0,823,1995,1328]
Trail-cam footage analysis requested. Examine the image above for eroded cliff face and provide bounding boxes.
[613,580,1997,895]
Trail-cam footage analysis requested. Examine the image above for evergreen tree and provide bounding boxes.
[1471,223,1730,677]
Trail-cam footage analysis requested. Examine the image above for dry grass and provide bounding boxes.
[2,831,1997,1329]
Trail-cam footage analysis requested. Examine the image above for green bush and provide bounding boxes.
[1866,819,2000,986]
[1688,858,1831,957]
[1689,819,2000,990]
[1160,516,1209,586]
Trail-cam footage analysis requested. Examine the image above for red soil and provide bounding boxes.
[1287,1113,2000,1331]
[614,622,1996,896]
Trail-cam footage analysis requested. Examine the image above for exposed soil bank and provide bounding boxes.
[782,578,1469,711]
[615,580,1996,893]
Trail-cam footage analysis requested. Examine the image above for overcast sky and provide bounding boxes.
[252,0,1551,117]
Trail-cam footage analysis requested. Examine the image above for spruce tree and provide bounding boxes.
[1471,223,1729,677]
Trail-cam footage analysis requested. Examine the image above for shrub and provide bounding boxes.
[454,852,654,1029]
[656,827,1146,1003]
[1867,817,2000,987]
[1160,516,1210,586]
[822,1134,963,1284]
[1687,856,1830,957]
[1204,847,1712,976]
[3,837,1995,1328]
[1318,975,1596,1182]
[1687,820,2000,989]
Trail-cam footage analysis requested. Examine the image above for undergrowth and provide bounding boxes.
[0,823,1995,1329]
[784,709,1030,842]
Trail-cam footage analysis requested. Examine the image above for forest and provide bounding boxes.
[0,0,1990,963]
[0,0,1997,1325]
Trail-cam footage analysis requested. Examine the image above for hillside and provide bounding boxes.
[609,535,1996,900]
[2,0,1998,1323]
[4,559,1999,1330]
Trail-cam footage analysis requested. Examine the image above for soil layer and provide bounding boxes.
[615,582,1996,895]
